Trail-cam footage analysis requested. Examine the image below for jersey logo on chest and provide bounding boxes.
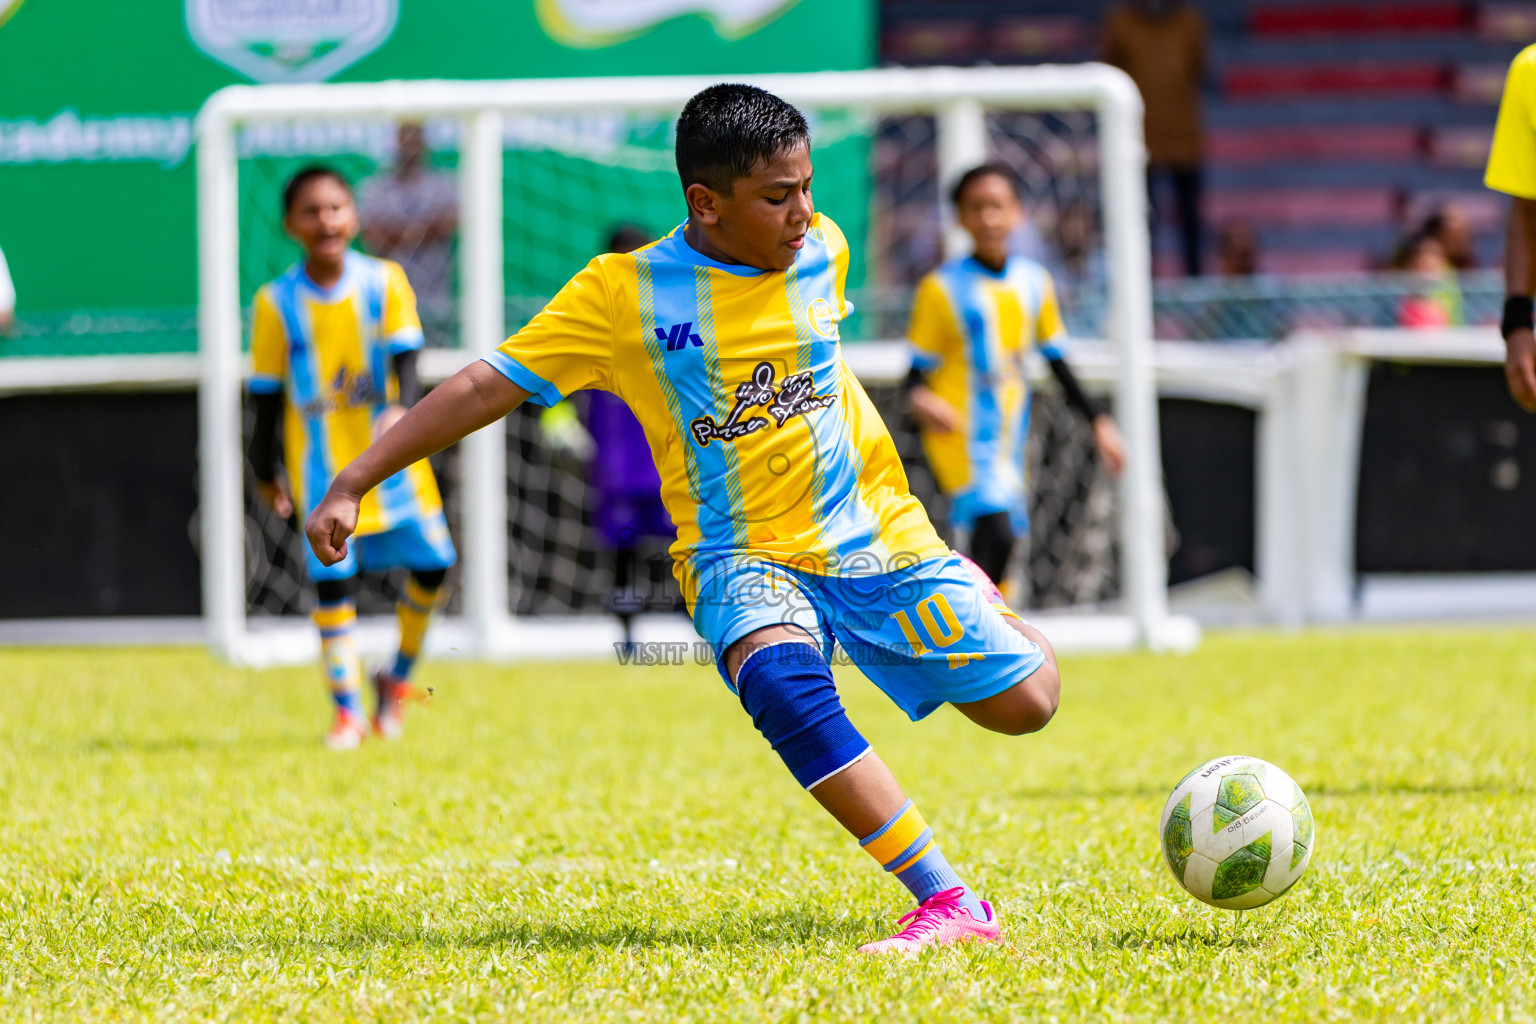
[656,321,704,352]
[689,361,837,447]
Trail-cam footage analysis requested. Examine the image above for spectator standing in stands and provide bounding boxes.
[1485,44,1536,408]
[1103,0,1208,277]
[359,123,459,338]
[0,238,14,334]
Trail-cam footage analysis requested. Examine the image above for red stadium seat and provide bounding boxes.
[1250,3,1472,35]
[1224,62,1449,97]
[1205,186,1398,228]
[1258,248,1375,274]
[1207,125,1423,165]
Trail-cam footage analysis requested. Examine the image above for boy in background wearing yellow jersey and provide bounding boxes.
[907,164,1126,594]
[305,86,1061,952]
[250,167,456,751]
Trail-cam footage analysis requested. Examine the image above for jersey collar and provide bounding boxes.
[292,250,361,300]
[650,223,774,278]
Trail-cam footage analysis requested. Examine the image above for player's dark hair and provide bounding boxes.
[951,163,1020,207]
[675,84,810,195]
[282,165,352,214]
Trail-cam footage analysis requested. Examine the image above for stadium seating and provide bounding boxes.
[1248,2,1472,35]
[879,0,1518,274]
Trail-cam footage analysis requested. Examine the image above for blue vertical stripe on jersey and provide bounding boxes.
[364,258,389,417]
[636,255,710,557]
[274,272,332,511]
[693,266,750,551]
[649,257,742,554]
[780,258,831,557]
[363,261,418,528]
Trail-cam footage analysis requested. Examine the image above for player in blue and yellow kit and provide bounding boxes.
[906,164,1126,593]
[305,86,1060,952]
[250,167,456,750]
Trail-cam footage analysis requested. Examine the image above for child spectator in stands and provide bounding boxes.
[1216,219,1260,278]
[1398,232,1465,329]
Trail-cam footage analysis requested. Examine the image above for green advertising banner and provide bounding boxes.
[0,0,873,354]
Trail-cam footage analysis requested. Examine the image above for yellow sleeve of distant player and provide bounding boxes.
[482,257,613,407]
[249,287,286,394]
[1035,269,1068,359]
[907,273,956,373]
[381,259,425,353]
[1487,45,1536,199]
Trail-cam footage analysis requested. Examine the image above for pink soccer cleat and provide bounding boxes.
[857,888,1002,955]
[325,708,369,751]
[371,667,418,741]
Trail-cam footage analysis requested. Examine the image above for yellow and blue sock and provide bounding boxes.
[860,799,987,920]
[314,599,363,716]
[391,576,440,681]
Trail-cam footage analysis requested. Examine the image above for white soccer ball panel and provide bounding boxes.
[1190,802,1253,863]
[1260,762,1299,805]
[1181,851,1218,900]
[1231,799,1290,849]
[1263,838,1297,891]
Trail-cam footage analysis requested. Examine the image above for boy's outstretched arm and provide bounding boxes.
[306,361,530,564]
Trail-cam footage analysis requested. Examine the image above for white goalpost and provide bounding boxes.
[195,65,1198,665]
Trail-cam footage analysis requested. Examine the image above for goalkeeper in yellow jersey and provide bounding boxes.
[905,164,1126,594]
[249,167,456,750]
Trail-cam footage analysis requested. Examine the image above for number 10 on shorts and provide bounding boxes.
[890,593,965,656]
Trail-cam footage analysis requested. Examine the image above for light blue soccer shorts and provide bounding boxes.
[306,510,458,583]
[691,552,1046,721]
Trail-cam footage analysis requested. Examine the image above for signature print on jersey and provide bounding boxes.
[689,361,836,447]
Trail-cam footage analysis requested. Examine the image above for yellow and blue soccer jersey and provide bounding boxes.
[250,251,444,537]
[483,214,950,608]
[907,255,1067,531]
[1487,43,1536,198]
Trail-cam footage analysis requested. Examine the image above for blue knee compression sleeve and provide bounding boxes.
[734,642,871,790]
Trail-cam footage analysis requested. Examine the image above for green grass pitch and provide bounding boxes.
[2,629,1533,1022]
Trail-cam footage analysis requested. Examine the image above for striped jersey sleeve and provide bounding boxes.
[483,256,614,407]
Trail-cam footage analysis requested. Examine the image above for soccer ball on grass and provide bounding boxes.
[1159,754,1315,910]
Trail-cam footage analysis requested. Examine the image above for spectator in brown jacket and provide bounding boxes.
[1103,0,1208,276]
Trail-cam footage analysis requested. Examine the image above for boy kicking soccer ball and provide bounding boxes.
[251,166,456,750]
[906,163,1126,594]
[304,86,1061,951]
